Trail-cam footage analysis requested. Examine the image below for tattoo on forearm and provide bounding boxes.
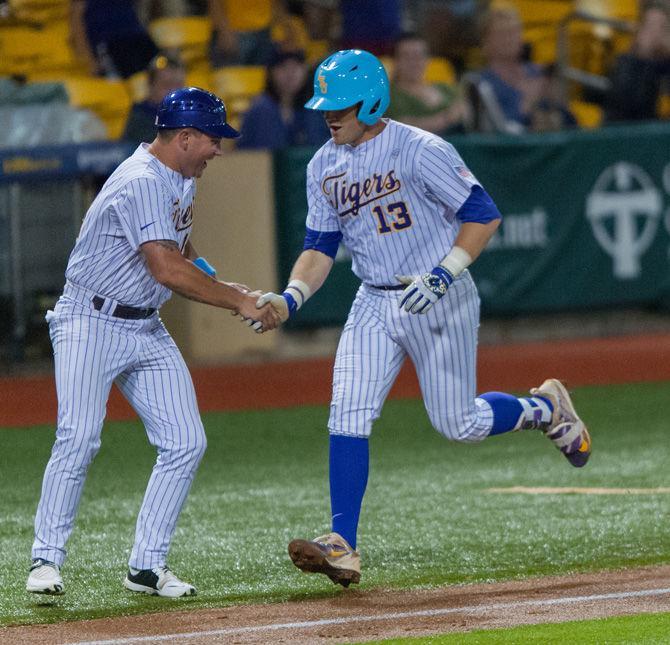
[155,240,180,252]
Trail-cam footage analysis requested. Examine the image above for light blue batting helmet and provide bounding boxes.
[304,49,390,126]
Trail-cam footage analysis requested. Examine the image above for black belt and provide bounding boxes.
[92,296,156,319]
[368,284,405,291]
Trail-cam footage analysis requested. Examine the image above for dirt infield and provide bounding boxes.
[4,566,670,644]
[4,332,670,427]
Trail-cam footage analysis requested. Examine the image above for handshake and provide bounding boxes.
[234,280,311,334]
[192,257,310,334]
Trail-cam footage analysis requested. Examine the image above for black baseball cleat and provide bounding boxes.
[123,566,196,597]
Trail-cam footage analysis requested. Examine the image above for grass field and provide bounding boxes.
[374,612,670,644]
[1,382,669,628]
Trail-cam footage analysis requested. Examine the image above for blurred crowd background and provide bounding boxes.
[2,0,670,368]
[1,0,669,148]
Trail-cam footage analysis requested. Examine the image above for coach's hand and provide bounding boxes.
[397,265,454,314]
[240,292,290,333]
[237,292,280,332]
[256,292,290,321]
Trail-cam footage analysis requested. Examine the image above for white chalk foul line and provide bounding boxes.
[72,587,670,645]
[486,487,670,495]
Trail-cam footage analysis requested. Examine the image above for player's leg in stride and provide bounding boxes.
[478,379,591,467]
[288,434,368,587]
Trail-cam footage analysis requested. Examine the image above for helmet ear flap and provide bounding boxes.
[357,95,389,126]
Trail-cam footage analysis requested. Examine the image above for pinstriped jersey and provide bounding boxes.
[65,144,195,308]
[306,119,480,285]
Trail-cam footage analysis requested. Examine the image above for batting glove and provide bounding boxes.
[240,291,292,333]
[397,265,454,314]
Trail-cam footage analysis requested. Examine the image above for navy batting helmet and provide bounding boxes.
[305,50,389,125]
[155,87,239,139]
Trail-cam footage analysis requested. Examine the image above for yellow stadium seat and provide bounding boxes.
[379,56,393,79]
[8,0,68,24]
[378,57,455,85]
[657,94,670,120]
[566,14,631,78]
[506,0,573,27]
[569,100,603,128]
[425,57,456,85]
[63,77,131,140]
[186,67,214,93]
[125,71,148,103]
[212,66,266,117]
[305,39,330,66]
[577,0,638,21]
[0,20,81,78]
[608,0,638,21]
[148,16,212,65]
[270,15,310,54]
[523,24,559,65]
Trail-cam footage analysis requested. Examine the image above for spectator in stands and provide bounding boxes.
[476,4,575,133]
[122,54,186,146]
[604,1,670,123]
[208,0,294,67]
[299,0,338,43]
[70,0,159,78]
[338,0,402,56]
[289,0,402,58]
[387,32,467,136]
[409,0,482,74]
[237,49,329,149]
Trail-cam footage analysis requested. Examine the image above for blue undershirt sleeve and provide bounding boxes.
[455,185,502,224]
[303,226,343,259]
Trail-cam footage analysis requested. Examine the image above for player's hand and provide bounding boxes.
[256,292,290,321]
[396,266,454,314]
[236,293,280,333]
[241,292,290,333]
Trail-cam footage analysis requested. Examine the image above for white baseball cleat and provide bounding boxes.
[26,559,64,595]
[531,378,591,468]
[123,566,196,597]
[288,531,361,587]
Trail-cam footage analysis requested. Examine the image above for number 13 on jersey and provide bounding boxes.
[372,201,413,234]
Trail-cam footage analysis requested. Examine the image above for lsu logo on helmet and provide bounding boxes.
[318,73,328,94]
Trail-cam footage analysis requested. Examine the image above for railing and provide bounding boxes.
[556,10,635,98]
[0,142,134,360]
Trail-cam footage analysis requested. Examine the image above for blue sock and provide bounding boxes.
[329,434,369,550]
[479,391,523,435]
[480,391,554,435]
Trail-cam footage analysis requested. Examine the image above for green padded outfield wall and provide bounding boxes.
[274,123,670,327]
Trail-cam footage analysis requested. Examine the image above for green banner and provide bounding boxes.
[274,123,670,326]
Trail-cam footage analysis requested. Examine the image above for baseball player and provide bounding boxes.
[26,87,280,597]
[255,50,592,587]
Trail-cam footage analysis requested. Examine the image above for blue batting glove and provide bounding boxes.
[397,265,454,314]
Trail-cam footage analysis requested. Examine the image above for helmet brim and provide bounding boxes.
[201,122,240,139]
[304,96,350,111]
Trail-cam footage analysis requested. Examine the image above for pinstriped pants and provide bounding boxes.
[32,298,206,570]
[328,272,494,441]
